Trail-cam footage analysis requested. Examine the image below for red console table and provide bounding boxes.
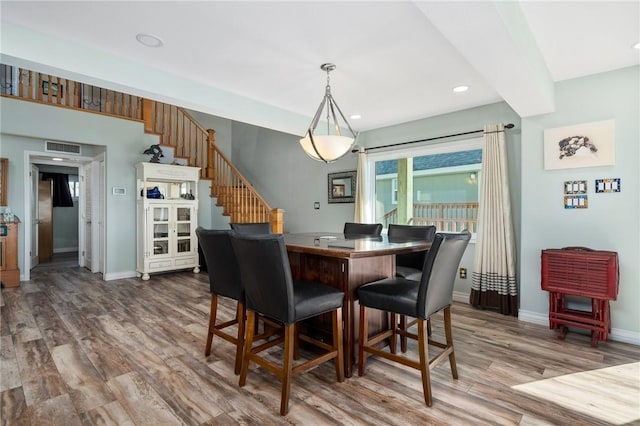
[541,247,619,346]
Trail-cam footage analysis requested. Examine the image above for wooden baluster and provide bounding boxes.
[180,113,185,157]
[169,105,175,149]
[104,89,110,114]
[18,69,25,98]
[142,99,153,132]
[72,81,79,108]
[194,126,200,170]
[189,123,194,163]
[40,74,47,102]
[206,129,216,178]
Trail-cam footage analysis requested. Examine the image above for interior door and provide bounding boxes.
[30,164,39,269]
[38,179,53,263]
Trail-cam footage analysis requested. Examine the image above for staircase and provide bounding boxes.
[1,65,283,232]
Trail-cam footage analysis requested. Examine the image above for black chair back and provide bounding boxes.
[196,227,243,301]
[230,222,272,235]
[343,222,383,236]
[230,233,295,324]
[388,224,436,270]
[417,231,471,319]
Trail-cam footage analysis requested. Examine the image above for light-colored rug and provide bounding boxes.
[512,362,640,425]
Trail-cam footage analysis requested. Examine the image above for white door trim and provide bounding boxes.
[23,151,95,281]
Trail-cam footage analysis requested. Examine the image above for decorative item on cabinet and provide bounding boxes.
[135,162,201,280]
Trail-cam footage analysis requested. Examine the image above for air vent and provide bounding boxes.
[45,141,81,155]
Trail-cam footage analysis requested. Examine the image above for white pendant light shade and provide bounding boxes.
[300,63,357,163]
[299,134,355,162]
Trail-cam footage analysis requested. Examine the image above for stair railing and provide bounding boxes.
[1,64,284,232]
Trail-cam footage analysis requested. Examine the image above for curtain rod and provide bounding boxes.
[353,123,515,153]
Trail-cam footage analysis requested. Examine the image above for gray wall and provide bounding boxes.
[520,66,639,338]
[231,121,357,233]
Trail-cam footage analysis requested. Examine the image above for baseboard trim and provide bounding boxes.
[53,247,77,253]
[453,291,469,304]
[103,271,137,281]
[518,309,640,346]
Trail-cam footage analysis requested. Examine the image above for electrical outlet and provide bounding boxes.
[459,267,467,279]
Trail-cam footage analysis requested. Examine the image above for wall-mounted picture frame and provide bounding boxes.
[544,119,615,170]
[328,170,356,204]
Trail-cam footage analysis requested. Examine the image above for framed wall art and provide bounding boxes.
[328,170,356,204]
[544,119,615,170]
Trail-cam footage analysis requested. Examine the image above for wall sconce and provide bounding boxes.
[467,171,478,184]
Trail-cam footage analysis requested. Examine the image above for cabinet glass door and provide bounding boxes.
[176,207,192,253]
[151,206,170,256]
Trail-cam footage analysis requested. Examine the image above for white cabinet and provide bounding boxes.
[136,162,200,280]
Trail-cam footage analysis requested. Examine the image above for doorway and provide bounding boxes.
[23,152,105,280]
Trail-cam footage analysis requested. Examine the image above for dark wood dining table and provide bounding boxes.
[284,232,431,377]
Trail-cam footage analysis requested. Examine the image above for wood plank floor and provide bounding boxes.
[1,265,638,425]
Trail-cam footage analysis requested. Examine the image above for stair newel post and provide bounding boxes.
[142,98,154,133]
[207,129,215,180]
[271,208,284,234]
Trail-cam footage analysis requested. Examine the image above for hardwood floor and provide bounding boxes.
[1,266,638,425]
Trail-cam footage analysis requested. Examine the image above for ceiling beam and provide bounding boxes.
[416,1,555,117]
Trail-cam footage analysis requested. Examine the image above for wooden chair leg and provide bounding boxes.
[293,323,300,360]
[239,310,256,387]
[417,319,432,407]
[358,304,368,376]
[389,312,397,354]
[205,294,217,356]
[333,308,345,382]
[443,307,458,379]
[234,301,245,375]
[399,314,408,352]
[280,324,295,416]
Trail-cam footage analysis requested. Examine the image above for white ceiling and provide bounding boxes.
[1,1,638,135]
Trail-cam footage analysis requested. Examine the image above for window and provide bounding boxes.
[367,138,482,233]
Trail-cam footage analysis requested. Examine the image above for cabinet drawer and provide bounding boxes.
[149,259,172,270]
[175,256,196,267]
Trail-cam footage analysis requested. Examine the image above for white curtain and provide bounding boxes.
[354,147,368,222]
[470,124,518,315]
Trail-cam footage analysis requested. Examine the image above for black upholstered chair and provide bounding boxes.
[196,227,246,374]
[357,230,471,406]
[343,222,383,236]
[388,223,437,352]
[230,232,345,416]
[230,222,272,235]
[388,224,437,280]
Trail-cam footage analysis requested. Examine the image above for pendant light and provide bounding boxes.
[299,63,357,163]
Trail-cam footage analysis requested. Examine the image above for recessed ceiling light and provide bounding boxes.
[136,33,164,48]
[52,157,64,161]
[634,42,640,50]
[350,114,362,120]
[453,85,469,93]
